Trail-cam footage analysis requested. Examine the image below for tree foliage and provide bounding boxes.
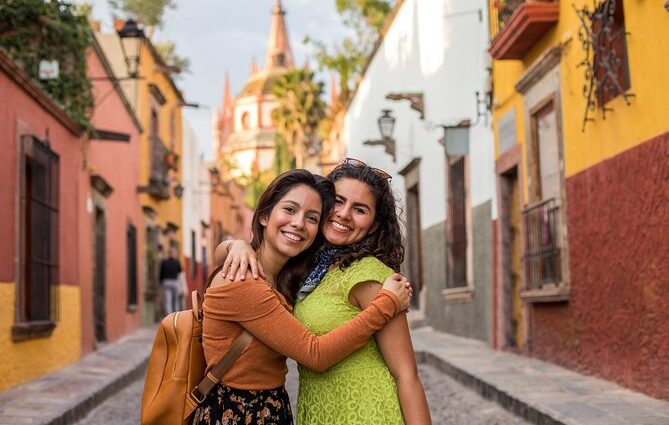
[336,0,392,32]
[305,0,393,103]
[155,41,190,75]
[273,133,296,175]
[0,0,94,129]
[108,0,175,28]
[272,69,326,168]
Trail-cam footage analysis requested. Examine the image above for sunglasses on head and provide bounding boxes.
[340,157,392,182]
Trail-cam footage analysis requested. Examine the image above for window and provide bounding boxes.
[523,199,561,288]
[149,109,169,197]
[446,156,468,289]
[191,230,197,278]
[523,100,567,296]
[593,0,630,106]
[14,135,59,340]
[127,224,138,308]
[241,111,250,130]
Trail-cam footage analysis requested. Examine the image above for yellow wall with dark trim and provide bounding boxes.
[137,42,183,251]
[0,283,81,391]
[492,0,669,193]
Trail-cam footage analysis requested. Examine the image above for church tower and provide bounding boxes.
[214,0,295,180]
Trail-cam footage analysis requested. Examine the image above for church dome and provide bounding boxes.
[239,67,289,98]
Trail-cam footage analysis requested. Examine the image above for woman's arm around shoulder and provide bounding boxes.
[350,280,432,425]
[205,277,408,371]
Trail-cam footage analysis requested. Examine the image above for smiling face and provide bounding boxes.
[260,184,323,262]
[323,178,377,246]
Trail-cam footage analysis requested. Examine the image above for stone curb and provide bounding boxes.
[46,357,150,425]
[411,327,669,425]
[0,327,155,425]
[415,350,564,425]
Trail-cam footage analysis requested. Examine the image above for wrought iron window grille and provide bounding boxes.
[574,0,635,132]
[522,198,562,289]
[13,135,60,340]
[446,155,468,289]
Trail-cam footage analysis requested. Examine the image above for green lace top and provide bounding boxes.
[294,256,404,424]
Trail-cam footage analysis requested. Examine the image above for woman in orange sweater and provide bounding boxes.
[192,169,411,425]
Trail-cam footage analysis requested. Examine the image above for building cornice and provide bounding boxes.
[515,45,562,94]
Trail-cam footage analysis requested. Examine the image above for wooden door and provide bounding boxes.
[406,183,422,307]
[501,168,525,349]
[93,207,107,344]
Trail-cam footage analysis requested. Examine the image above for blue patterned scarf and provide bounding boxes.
[297,247,339,301]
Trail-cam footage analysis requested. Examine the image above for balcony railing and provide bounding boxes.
[148,135,170,199]
[489,0,559,60]
[522,198,562,289]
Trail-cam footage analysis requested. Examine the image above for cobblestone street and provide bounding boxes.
[76,361,528,425]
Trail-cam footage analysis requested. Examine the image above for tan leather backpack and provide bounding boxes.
[141,267,251,425]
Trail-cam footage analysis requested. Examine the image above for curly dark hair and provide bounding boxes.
[249,169,335,304]
[327,162,404,272]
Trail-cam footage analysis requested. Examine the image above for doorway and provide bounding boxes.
[93,206,107,344]
[500,167,525,349]
[406,183,422,308]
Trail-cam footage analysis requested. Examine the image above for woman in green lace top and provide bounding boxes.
[218,159,431,425]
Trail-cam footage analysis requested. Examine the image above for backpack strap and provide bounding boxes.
[189,263,254,403]
[190,330,253,403]
[192,264,223,324]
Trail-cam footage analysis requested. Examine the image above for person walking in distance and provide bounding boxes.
[159,247,182,314]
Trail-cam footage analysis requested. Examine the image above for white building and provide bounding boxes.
[343,0,497,343]
[181,121,211,292]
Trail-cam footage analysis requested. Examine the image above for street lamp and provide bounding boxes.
[173,184,184,199]
[117,19,144,79]
[364,109,397,162]
[440,120,471,156]
[378,109,396,140]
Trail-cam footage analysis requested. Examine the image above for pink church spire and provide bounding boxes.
[222,72,233,113]
[264,0,294,70]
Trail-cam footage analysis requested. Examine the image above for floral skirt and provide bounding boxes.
[191,383,293,425]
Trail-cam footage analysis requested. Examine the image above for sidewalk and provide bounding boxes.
[2,325,668,425]
[412,327,669,425]
[0,327,155,425]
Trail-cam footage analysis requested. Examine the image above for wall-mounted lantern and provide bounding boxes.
[117,19,145,79]
[364,109,397,162]
[440,120,471,156]
[173,183,184,199]
[378,109,396,139]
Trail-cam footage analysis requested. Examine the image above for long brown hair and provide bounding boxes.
[249,169,335,304]
[327,163,404,272]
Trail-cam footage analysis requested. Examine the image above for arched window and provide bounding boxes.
[241,111,250,130]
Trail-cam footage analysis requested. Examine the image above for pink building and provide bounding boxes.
[78,36,144,354]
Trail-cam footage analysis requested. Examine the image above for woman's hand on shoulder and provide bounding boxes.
[382,273,413,311]
[220,240,265,281]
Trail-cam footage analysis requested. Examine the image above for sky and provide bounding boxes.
[79,0,350,159]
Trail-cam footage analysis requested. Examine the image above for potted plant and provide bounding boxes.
[165,150,179,171]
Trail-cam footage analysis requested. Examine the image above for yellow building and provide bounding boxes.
[98,20,185,323]
[489,0,669,400]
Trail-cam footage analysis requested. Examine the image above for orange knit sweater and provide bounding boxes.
[202,278,400,390]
